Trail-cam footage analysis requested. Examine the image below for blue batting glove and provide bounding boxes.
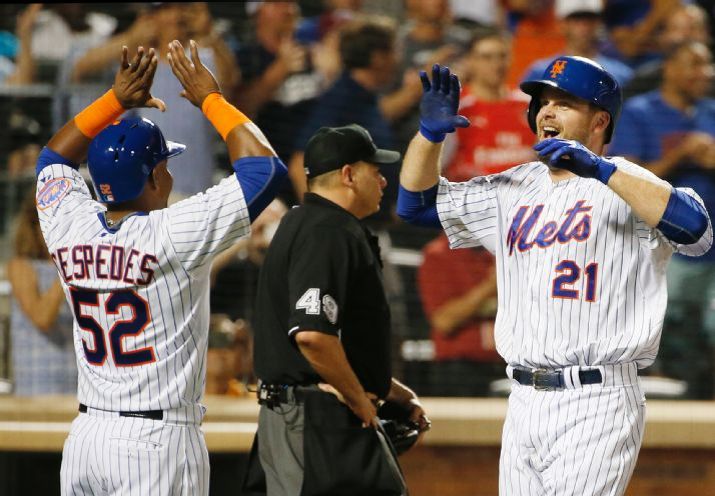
[419,64,470,143]
[533,138,617,184]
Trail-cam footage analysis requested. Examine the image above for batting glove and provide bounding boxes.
[534,138,617,185]
[419,64,470,143]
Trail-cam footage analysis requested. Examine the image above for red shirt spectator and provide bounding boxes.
[445,87,533,180]
[418,234,501,362]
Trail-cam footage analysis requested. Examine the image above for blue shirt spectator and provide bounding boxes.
[609,90,715,261]
[287,17,400,225]
[294,70,397,221]
[294,70,395,154]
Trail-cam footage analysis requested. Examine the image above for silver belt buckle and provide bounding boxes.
[532,369,555,391]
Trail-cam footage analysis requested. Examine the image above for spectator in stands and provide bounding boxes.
[206,314,254,395]
[210,199,288,322]
[5,107,42,179]
[8,192,76,396]
[386,0,470,153]
[503,0,566,88]
[207,200,287,395]
[522,0,633,87]
[302,0,363,86]
[418,233,503,396]
[623,3,711,99]
[609,40,715,398]
[602,0,683,68]
[30,5,118,132]
[30,4,116,81]
[1,4,42,85]
[444,27,533,181]
[72,3,241,200]
[449,0,505,29]
[287,16,399,213]
[233,1,324,196]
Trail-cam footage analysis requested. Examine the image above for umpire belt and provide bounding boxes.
[257,381,316,409]
[508,366,603,391]
[79,403,163,421]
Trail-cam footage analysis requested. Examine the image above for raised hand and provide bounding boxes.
[418,64,470,143]
[534,138,617,184]
[113,46,165,111]
[166,39,221,108]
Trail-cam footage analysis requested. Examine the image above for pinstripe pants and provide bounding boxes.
[60,412,209,495]
[499,375,646,495]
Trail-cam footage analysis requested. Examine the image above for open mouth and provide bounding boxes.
[541,126,560,139]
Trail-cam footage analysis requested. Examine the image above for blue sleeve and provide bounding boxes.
[657,188,709,245]
[233,156,288,222]
[396,184,441,228]
[36,147,79,176]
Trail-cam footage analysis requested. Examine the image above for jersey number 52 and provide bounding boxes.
[69,288,156,367]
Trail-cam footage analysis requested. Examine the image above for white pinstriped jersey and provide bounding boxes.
[437,157,713,370]
[36,163,251,414]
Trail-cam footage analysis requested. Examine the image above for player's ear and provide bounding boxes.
[591,110,610,136]
[147,168,159,190]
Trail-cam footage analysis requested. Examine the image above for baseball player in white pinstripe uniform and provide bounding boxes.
[35,41,286,495]
[398,59,713,495]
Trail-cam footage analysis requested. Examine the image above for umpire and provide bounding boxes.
[246,124,429,496]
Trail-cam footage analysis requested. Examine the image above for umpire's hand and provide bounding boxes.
[113,46,165,111]
[167,39,221,108]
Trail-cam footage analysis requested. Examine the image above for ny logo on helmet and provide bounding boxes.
[100,184,114,202]
[549,60,568,79]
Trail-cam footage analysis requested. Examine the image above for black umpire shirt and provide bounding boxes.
[253,193,392,399]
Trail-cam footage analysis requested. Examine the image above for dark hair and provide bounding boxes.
[339,17,395,70]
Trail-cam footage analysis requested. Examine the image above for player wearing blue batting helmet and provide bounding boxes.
[520,55,622,144]
[87,117,185,204]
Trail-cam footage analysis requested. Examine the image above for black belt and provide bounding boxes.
[79,403,164,421]
[257,382,298,408]
[512,367,603,390]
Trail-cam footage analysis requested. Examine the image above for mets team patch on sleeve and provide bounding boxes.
[37,178,72,210]
[322,294,338,324]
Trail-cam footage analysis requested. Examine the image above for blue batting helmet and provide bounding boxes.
[520,56,622,143]
[87,117,185,204]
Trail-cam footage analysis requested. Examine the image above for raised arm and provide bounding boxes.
[397,65,469,227]
[5,4,42,85]
[167,39,286,221]
[44,46,164,167]
[535,138,711,246]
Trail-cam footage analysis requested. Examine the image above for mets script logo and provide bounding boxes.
[549,60,568,78]
[37,178,72,210]
[507,200,592,255]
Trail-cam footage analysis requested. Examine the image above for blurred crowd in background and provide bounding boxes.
[1,0,715,400]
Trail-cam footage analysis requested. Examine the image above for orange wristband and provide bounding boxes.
[74,89,125,138]
[201,92,250,140]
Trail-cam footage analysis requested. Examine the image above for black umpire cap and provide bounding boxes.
[303,124,401,179]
